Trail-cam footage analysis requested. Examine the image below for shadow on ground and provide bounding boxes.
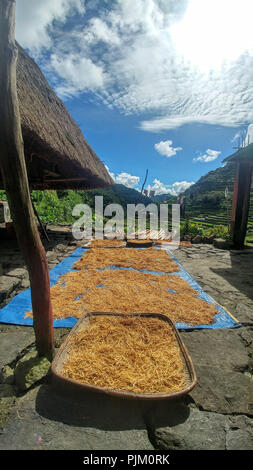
[211,251,253,303]
[0,232,70,277]
[35,383,190,431]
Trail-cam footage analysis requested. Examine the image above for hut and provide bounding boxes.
[0,43,113,191]
[0,22,113,359]
[223,143,253,248]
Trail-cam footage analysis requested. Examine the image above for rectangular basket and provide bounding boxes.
[51,312,197,400]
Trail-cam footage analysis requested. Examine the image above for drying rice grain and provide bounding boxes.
[61,315,188,394]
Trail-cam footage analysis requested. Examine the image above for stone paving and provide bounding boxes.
[0,232,252,450]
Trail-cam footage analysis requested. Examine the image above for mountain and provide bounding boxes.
[182,163,236,215]
[152,194,177,204]
[82,183,152,210]
[83,163,237,215]
[181,162,253,241]
[184,163,236,196]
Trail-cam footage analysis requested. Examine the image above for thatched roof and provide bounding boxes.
[223,143,253,164]
[0,43,113,191]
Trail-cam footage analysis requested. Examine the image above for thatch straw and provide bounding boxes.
[0,43,113,191]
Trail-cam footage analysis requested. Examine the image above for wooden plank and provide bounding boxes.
[230,162,239,237]
[0,0,54,359]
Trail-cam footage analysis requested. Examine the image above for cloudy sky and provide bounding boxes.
[15,0,253,195]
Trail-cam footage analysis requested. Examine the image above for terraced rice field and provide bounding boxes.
[188,195,253,244]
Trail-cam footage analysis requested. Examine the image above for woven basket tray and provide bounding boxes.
[51,312,197,400]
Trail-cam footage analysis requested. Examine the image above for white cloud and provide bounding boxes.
[16,0,85,54]
[231,124,253,147]
[154,140,182,158]
[84,18,121,46]
[170,0,253,72]
[193,149,221,163]
[104,165,115,181]
[15,1,253,131]
[104,166,194,195]
[244,124,253,145]
[115,172,140,188]
[170,181,195,194]
[105,166,140,189]
[50,53,105,94]
[140,114,242,132]
[231,131,243,144]
[150,179,194,196]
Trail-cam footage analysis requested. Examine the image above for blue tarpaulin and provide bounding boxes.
[164,249,240,329]
[0,247,240,329]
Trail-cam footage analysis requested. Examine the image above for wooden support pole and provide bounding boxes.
[141,169,148,195]
[31,197,50,243]
[230,162,240,238]
[0,0,54,360]
[230,161,253,249]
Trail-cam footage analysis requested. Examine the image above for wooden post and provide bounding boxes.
[230,162,240,238]
[0,0,54,359]
[230,161,253,249]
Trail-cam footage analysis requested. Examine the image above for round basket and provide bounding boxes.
[126,239,154,248]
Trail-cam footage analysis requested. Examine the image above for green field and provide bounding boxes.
[185,194,253,244]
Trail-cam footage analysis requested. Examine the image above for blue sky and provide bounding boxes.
[15,0,253,195]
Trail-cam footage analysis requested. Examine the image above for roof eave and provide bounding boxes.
[223,143,253,163]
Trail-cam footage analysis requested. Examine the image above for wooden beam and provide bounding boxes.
[43,177,87,183]
[231,161,253,249]
[0,0,54,359]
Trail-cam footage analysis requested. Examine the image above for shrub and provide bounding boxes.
[32,190,84,224]
[180,220,204,240]
[206,224,230,239]
[0,190,7,201]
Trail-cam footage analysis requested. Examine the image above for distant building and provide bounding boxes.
[143,188,155,197]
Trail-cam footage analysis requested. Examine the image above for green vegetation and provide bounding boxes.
[0,190,7,201]
[152,162,252,243]
[152,194,177,205]
[180,219,204,240]
[179,163,252,243]
[32,190,84,224]
[1,162,252,245]
[184,163,252,243]
[205,224,230,239]
[81,183,152,210]
[178,220,230,241]
[0,184,152,226]
[184,163,236,219]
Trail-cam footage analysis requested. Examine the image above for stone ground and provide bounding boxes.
[0,229,252,450]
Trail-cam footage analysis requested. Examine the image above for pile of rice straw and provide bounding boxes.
[73,247,179,273]
[26,269,217,325]
[61,315,188,394]
[90,239,125,248]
